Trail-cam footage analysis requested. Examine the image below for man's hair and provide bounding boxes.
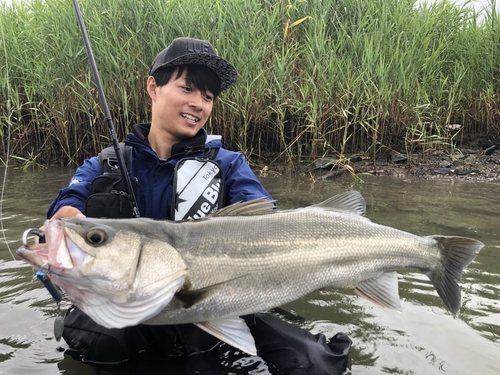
[151,65,222,98]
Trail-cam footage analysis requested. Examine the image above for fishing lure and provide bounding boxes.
[36,270,64,342]
[36,270,62,304]
[23,225,65,342]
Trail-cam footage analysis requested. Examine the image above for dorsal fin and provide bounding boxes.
[312,191,366,216]
[211,198,276,217]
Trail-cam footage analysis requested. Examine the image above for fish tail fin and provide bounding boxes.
[426,236,483,315]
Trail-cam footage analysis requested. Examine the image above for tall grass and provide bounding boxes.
[0,0,498,166]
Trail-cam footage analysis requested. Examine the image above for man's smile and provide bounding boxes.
[181,113,200,122]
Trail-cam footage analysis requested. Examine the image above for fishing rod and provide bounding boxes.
[71,0,140,218]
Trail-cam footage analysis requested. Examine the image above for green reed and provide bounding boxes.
[0,0,498,166]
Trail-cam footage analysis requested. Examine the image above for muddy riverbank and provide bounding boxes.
[264,142,500,182]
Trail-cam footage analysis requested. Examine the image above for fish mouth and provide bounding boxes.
[17,222,85,309]
[22,228,46,245]
[17,220,66,271]
[17,227,50,268]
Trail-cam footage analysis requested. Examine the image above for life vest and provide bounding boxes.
[84,143,223,220]
[170,153,224,221]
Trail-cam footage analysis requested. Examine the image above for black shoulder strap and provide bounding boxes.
[204,147,219,160]
[98,143,215,174]
[98,143,130,173]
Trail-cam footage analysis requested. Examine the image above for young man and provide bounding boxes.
[48,37,351,374]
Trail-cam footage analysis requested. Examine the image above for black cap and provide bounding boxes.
[149,37,238,91]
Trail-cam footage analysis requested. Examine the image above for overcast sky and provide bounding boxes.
[1,0,498,17]
[416,0,497,14]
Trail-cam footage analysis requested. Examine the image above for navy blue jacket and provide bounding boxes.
[47,124,273,219]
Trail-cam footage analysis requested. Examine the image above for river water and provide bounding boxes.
[0,167,499,374]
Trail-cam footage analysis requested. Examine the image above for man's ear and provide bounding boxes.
[146,76,157,101]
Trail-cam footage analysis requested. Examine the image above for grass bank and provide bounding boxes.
[1,0,499,167]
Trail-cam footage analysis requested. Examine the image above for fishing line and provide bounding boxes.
[0,14,15,260]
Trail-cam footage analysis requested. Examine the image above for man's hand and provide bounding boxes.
[34,206,86,244]
[49,206,86,220]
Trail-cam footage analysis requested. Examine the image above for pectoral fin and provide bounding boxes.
[353,272,402,311]
[175,286,217,309]
[176,275,248,309]
[195,317,257,356]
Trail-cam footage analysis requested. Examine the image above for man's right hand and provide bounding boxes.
[36,206,85,244]
[49,206,86,220]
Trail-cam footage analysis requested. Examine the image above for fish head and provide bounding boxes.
[17,217,188,328]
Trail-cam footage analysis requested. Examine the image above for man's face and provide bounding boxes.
[148,68,214,142]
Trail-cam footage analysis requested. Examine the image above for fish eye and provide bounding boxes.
[85,228,107,245]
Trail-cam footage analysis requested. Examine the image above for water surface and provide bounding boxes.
[0,167,499,374]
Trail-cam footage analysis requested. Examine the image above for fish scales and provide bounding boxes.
[149,208,444,323]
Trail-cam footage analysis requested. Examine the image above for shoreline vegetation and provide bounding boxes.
[1,0,499,171]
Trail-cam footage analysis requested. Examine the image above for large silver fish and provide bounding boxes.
[17,191,483,355]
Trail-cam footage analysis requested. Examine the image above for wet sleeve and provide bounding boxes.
[221,152,274,204]
[46,157,102,218]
